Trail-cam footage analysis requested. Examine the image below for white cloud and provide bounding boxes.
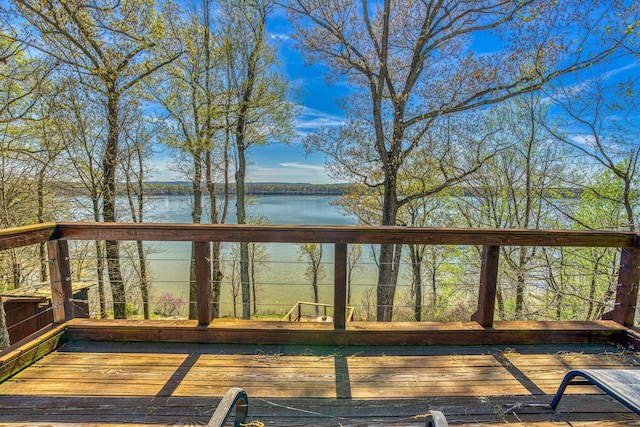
[269,33,290,41]
[246,164,334,183]
[279,162,325,171]
[569,133,596,147]
[544,60,640,104]
[602,61,640,80]
[147,158,181,181]
[295,106,344,136]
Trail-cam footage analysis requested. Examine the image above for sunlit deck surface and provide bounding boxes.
[1,321,640,426]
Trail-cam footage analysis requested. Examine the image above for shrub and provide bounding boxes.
[154,292,186,318]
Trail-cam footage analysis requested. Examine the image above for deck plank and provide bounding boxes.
[0,342,639,425]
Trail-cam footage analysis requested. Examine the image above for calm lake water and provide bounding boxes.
[135,195,384,317]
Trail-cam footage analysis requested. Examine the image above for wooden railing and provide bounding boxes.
[1,222,639,330]
[282,301,355,322]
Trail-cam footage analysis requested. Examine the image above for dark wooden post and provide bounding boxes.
[334,244,347,330]
[47,239,73,323]
[603,238,640,327]
[195,242,212,327]
[473,245,500,327]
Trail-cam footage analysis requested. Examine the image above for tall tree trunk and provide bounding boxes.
[553,249,565,320]
[136,240,151,319]
[431,269,437,312]
[210,175,223,318]
[312,275,319,317]
[0,297,9,350]
[136,241,149,319]
[10,251,20,289]
[104,90,125,319]
[92,196,107,318]
[496,286,505,319]
[587,255,602,320]
[377,244,402,321]
[231,259,239,318]
[37,168,47,282]
[251,244,258,315]
[544,254,563,320]
[209,115,231,319]
[189,154,203,320]
[124,150,149,319]
[555,292,563,320]
[409,245,423,321]
[206,150,220,318]
[210,242,222,318]
[235,147,251,319]
[377,177,400,321]
[430,249,438,310]
[623,178,635,232]
[594,256,619,320]
[515,250,527,319]
[515,271,525,320]
[135,148,149,319]
[203,0,226,319]
[347,264,353,306]
[346,245,361,306]
[232,2,269,320]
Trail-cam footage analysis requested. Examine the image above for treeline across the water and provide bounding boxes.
[53,181,586,198]
[147,182,351,196]
[53,182,352,197]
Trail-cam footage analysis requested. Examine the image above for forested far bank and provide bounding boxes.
[51,182,352,197]
[51,182,587,198]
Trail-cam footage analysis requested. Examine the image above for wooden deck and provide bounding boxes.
[0,338,639,426]
[3,223,640,425]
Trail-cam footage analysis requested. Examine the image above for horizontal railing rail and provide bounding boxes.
[55,222,635,246]
[1,222,638,330]
[0,223,57,251]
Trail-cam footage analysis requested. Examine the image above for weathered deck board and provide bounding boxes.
[0,324,66,382]
[0,342,638,425]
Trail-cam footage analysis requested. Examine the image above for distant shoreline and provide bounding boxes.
[55,182,351,197]
[144,182,350,196]
[55,181,584,198]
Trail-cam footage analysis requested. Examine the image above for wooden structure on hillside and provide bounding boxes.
[0,222,639,425]
[1,282,92,343]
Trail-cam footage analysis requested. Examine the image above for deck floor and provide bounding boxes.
[0,341,639,426]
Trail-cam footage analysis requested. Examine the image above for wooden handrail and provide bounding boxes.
[54,222,635,247]
[0,223,57,251]
[1,222,639,329]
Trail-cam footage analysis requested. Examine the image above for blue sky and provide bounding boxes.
[149,6,639,184]
[151,10,348,184]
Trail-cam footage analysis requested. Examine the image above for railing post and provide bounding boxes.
[603,238,640,327]
[47,239,73,323]
[473,245,500,327]
[195,241,212,327]
[334,244,347,330]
